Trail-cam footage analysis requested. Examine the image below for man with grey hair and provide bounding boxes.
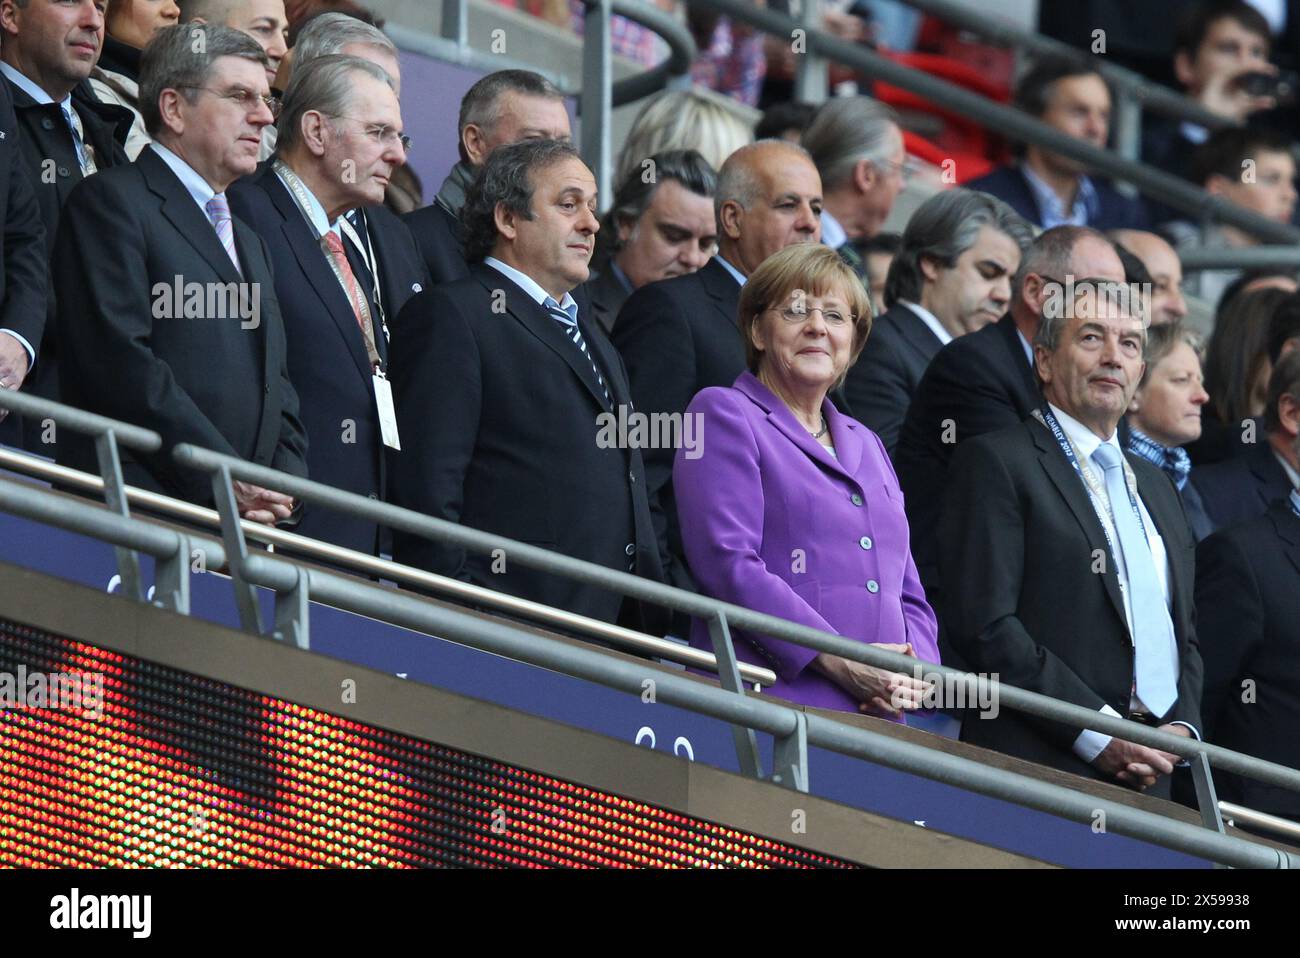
[404,69,570,285]
[582,149,717,333]
[940,240,1200,794]
[841,189,1032,451]
[612,139,821,601]
[388,138,665,629]
[895,226,1126,613]
[54,24,306,522]
[289,12,399,95]
[228,54,427,553]
[800,96,906,268]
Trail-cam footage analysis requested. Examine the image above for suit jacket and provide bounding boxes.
[895,313,1042,604]
[0,80,48,435]
[1,77,133,449]
[611,257,746,594]
[581,264,632,334]
[53,147,308,503]
[938,415,1203,780]
[387,262,665,627]
[675,372,940,712]
[228,163,426,553]
[1195,499,1300,819]
[1187,438,1294,537]
[840,303,945,453]
[965,164,1149,232]
[402,200,468,288]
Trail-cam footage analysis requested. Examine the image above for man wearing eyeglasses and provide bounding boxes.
[54,24,306,522]
[0,0,135,453]
[228,54,426,554]
[800,96,907,275]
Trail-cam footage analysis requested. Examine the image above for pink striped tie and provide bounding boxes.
[204,194,242,276]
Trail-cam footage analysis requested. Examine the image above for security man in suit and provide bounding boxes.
[940,261,1202,794]
[229,54,425,553]
[54,24,305,522]
[0,0,133,451]
[388,138,664,628]
[611,139,822,602]
[403,69,569,287]
[840,188,1031,453]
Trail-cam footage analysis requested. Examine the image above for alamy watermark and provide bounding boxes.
[1041,276,1152,326]
[0,665,104,720]
[891,666,1000,718]
[596,405,704,460]
[151,276,261,329]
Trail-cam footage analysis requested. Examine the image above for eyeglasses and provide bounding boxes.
[768,305,853,327]
[324,114,413,153]
[178,85,280,118]
[876,157,912,183]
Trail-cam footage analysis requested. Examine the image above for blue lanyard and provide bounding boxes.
[1041,407,1149,555]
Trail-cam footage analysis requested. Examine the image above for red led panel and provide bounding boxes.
[0,621,855,869]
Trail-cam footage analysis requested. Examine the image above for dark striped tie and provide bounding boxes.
[545,297,610,405]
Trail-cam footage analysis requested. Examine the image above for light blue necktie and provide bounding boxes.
[544,297,610,405]
[1091,443,1178,716]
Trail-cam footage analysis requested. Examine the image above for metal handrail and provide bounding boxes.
[899,0,1232,131]
[165,440,1300,800]
[607,0,697,106]
[685,0,1300,245]
[1177,245,1300,273]
[1220,802,1300,843]
[0,446,774,686]
[0,473,1292,867]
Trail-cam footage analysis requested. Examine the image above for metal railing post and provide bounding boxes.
[273,563,311,650]
[92,430,144,602]
[706,611,764,781]
[1113,90,1142,199]
[440,0,467,48]
[580,0,613,209]
[153,532,192,615]
[793,0,829,104]
[210,462,263,635]
[772,709,809,792]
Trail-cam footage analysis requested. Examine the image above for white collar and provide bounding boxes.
[484,256,576,311]
[150,141,217,212]
[273,161,342,239]
[0,61,71,111]
[819,209,847,251]
[714,255,747,287]
[1274,449,1300,489]
[1048,402,1123,464]
[898,299,953,345]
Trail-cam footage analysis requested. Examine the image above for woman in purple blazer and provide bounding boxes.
[674,244,940,718]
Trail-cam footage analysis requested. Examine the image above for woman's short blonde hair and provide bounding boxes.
[615,90,753,187]
[738,244,874,388]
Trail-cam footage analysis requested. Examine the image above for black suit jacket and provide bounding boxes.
[840,302,944,453]
[581,265,632,335]
[0,81,48,420]
[1195,499,1300,819]
[939,415,1203,780]
[387,262,665,627]
[54,148,308,503]
[228,164,427,552]
[402,200,468,288]
[611,257,745,594]
[895,314,1042,604]
[1187,438,1293,538]
[965,164,1149,231]
[1,77,132,449]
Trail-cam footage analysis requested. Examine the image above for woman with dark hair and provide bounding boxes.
[1191,286,1288,464]
[90,0,180,158]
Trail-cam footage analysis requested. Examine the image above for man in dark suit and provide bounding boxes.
[388,138,664,628]
[965,60,1147,232]
[896,226,1127,607]
[0,78,46,438]
[403,70,569,287]
[0,0,134,450]
[840,188,1031,451]
[229,54,426,553]
[1195,488,1300,822]
[582,148,716,334]
[611,140,822,597]
[54,24,305,521]
[1189,350,1300,534]
[940,265,1202,792]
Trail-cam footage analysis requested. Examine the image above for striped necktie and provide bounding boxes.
[204,194,242,276]
[544,297,609,405]
[61,102,94,175]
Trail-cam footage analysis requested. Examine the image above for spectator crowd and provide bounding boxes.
[0,0,1298,823]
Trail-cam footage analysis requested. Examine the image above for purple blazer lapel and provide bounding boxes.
[733,372,863,483]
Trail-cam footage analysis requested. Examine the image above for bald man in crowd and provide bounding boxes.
[1109,229,1189,327]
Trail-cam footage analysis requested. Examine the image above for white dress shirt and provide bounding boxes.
[484,256,577,313]
[819,209,847,250]
[898,299,953,346]
[714,256,747,287]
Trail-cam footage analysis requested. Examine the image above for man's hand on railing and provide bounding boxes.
[1093,730,1185,790]
[233,480,296,525]
[0,333,31,421]
[812,643,927,719]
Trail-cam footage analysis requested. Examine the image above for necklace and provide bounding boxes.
[811,414,829,439]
